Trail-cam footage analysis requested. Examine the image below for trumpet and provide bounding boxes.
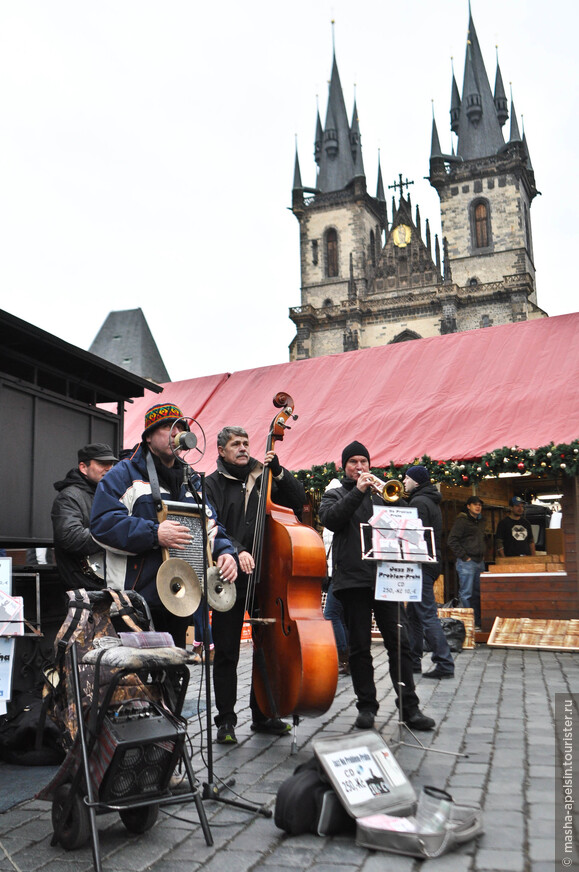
[367,475,405,502]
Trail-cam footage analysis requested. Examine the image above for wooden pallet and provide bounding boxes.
[487,617,579,651]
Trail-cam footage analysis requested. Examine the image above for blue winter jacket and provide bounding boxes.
[90,444,236,607]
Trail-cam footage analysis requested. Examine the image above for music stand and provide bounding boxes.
[182,459,271,817]
[361,513,466,759]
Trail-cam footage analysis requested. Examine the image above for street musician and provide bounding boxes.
[90,403,237,648]
[318,441,435,733]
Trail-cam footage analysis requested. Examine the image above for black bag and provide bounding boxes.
[440,617,466,652]
[275,756,354,836]
[423,617,466,654]
[0,691,65,766]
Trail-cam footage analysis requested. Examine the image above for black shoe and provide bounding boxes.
[422,669,454,680]
[250,717,291,735]
[216,723,237,744]
[405,709,435,731]
[354,710,375,730]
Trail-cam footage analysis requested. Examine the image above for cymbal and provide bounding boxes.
[206,566,237,612]
[157,558,202,617]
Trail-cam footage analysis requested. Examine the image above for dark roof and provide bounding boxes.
[0,308,161,404]
[89,308,171,384]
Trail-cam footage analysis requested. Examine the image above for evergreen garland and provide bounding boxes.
[292,439,579,492]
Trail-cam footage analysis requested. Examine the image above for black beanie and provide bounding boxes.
[341,441,370,468]
[405,465,431,485]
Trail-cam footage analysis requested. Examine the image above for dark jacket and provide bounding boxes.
[447,510,486,562]
[90,444,235,607]
[406,482,443,578]
[51,468,104,591]
[205,456,306,589]
[318,478,385,592]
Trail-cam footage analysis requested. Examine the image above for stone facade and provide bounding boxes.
[288,14,547,362]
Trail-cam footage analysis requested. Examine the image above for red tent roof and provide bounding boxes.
[121,313,579,472]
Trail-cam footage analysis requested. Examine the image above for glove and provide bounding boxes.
[269,454,282,477]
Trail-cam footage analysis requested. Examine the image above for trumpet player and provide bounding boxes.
[403,466,454,680]
[319,441,435,733]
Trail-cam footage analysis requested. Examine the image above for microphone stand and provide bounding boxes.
[184,463,270,816]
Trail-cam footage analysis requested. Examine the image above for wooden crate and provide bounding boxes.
[437,607,475,649]
[488,617,579,651]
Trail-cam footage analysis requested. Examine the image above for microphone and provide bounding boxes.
[173,431,198,451]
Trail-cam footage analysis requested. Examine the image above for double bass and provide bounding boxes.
[247,392,338,720]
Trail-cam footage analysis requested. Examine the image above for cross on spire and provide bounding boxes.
[388,173,414,198]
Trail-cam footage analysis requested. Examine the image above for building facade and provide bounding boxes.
[289,12,546,361]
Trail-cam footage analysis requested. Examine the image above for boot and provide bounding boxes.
[338,648,350,675]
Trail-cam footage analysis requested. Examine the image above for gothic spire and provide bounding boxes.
[314,108,323,166]
[450,62,461,134]
[376,152,386,202]
[350,100,365,177]
[316,51,358,192]
[494,50,509,127]
[454,11,505,159]
[293,142,303,191]
[430,115,443,158]
[509,93,522,143]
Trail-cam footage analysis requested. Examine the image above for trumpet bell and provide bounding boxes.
[157,558,202,617]
[382,479,404,502]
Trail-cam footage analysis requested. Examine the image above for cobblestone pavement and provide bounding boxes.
[0,639,575,872]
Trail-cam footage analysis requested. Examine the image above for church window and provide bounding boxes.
[524,204,533,256]
[472,199,491,249]
[390,329,421,344]
[325,228,339,277]
[369,230,376,266]
[322,297,333,307]
[312,240,318,265]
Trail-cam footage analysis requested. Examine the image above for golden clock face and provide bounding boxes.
[392,224,412,248]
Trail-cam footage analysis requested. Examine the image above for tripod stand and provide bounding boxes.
[363,514,465,760]
[390,601,466,759]
[187,467,271,817]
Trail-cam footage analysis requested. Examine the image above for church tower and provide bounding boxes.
[289,12,546,362]
[428,11,546,328]
[289,52,387,360]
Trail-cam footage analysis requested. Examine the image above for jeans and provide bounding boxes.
[323,581,348,652]
[335,587,420,719]
[406,572,454,674]
[192,599,213,647]
[455,558,484,625]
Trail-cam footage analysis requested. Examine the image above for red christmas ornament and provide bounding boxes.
[462,475,468,482]
[517,462,525,471]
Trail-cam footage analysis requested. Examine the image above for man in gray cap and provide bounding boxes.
[51,443,118,590]
[319,441,435,733]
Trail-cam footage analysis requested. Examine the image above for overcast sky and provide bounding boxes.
[1,1,576,382]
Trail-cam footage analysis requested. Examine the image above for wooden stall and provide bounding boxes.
[439,475,579,642]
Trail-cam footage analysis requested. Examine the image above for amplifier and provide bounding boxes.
[96,700,185,801]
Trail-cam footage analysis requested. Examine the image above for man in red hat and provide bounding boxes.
[91,403,237,647]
